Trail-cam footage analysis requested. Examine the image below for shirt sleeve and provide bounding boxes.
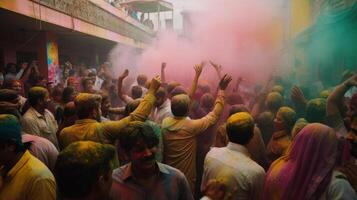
[123,95,134,104]
[191,90,225,135]
[102,92,155,141]
[178,171,195,200]
[28,178,56,200]
[249,169,266,200]
[16,68,24,80]
[327,174,357,200]
[21,116,41,135]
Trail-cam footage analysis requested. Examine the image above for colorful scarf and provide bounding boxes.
[264,123,338,200]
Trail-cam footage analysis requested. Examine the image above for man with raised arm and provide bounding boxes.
[162,72,231,193]
[59,76,161,148]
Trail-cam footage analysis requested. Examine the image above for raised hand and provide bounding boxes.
[119,69,129,79]
[219,74,232,90]
[149,75,161,92]
[194,63,203,77]
[209,60,222,72]
[291,85,307,104]
[161,62,166,70]
[20,62,29,69]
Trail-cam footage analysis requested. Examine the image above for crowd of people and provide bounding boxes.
[0,59,356,200]
[107,0,155,29]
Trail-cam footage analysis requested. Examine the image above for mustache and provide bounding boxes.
[140,154,155,162]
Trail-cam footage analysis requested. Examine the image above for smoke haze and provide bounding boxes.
[109,0,287,88]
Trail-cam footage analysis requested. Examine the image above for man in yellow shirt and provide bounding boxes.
[59,77,161,148]
[162,74,231,193]
[0,114,56,200]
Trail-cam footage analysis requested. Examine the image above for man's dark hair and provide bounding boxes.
[51,86,63,98]
[63,102,76,118]
[74,93,101,119]
[5,63,16,73]
[200,93,214,109]
[0,89,19,102]
[131,85,143,99]
[62,87,75,103]
[137,74,148,86]
[119,122,159,152]
[170,86,187,97]
[55,141,115,199]
[171,94,190,117]
[155,87,167,99]
[305,98,326,123]
[28,87,48,107]
[81,77,93,89]
[226,112,255,145]
[228,104,249,117]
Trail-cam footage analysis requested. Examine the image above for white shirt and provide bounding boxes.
[319,170,357,200]
[93,76,104,91]
[151,99,172,124]
[21,107,59,149]
[201,142,265,200]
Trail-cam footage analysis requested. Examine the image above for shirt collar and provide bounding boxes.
[5,150,31,180]
[122,162,170,181]
[226,142,251,157]
[159,99,170,110]
[29,107,44,118]
[75,119,98,124]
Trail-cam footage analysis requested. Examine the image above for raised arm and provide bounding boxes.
[20,63,33,83]
[232,77,243,93]
[117,69,131,103]
[16,62,28,80]
[161,62,166,84]
[192,74,232,134]
[290,85,308,118]
[326,74,357,135]
[251,76,274,118]
[188,63,203,100]
[209,61,222,80]
[103,76,161,140]
[327,74,357,116]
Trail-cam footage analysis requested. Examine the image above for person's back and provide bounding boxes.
[0,114,56,200]
[162,75,231,191]
[22,133,59,171]
[203,145,265,199]
[201,112,266,200]
[0,150,56,199]
[163,116,204,190]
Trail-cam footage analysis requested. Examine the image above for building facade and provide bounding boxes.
[0,0,155,82]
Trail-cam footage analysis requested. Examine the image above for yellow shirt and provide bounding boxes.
[161,90,225,192]
[0,150,56,200]
[59,92,155,148]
